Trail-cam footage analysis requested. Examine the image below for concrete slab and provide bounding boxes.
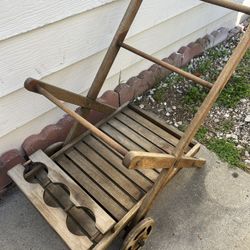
[0,146,250,250]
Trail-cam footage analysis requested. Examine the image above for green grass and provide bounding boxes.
[219,50,250,108]
[184,86,207,106]
[194,59,214,76]
[153,87,167,103]
[219,120,234,132]
[206,138,244,168]
[217,75,250,108]
[195,126,208,143]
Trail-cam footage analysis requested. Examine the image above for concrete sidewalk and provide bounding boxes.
[0,146,250,250]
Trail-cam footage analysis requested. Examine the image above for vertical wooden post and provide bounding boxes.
[132,24,250,224]
[65,0,143,144]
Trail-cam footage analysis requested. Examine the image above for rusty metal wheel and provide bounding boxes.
[121,217,155,250]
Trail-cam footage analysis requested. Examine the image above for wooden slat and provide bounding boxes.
[122,108,179,147]
[108,118,164,153]
[123,151,206,169]
[65,148,135,211]
[30,150,115,234]
[100,124,159,182]
[56,154,126,221]
[84,136,153,192]
[115,112,174,153]
[75,141,143,200]
[129,105,196,147]
[107,119,163,173]
[8,164,93,250]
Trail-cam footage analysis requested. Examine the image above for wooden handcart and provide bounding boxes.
[8,1,250,249]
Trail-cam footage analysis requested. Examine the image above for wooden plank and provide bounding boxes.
[129,105,196,148]
[122,108,179,146]
[8,164,93,250]
[56,154,126,220]
[65,148,135,210]
[75,141,143,200]
[108,119,163,153]
[84,136,153,192]
[123,151,206,169]
[25,166,99,239]
[43,183,99,239]
[115,112,174,153]
[29,150,115,234]
[100,124,159,182]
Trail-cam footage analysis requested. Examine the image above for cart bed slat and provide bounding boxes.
[74,141,143,200]
[84,135,153,192]
[65,148,135,210]
[56,154,127,221]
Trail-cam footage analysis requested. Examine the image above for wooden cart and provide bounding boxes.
[8,1,250,249]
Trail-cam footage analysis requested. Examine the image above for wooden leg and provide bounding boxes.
[65,0,143,143]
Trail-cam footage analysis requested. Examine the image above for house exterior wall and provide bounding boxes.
[0,0,248,153]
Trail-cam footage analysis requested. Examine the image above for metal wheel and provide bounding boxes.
[121,217,155,250]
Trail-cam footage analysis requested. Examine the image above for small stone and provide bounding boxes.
[166,112,170,117]
[226,134,238,140]
[237,145,244,150]
[245,115,250,122]
[172,106,176,110]
[174,123,179,128]
[224,114,229,118]
[178,121,183,125]
[245,151,250,158]
[149,96,155,103]
[139,104,144,109]
[214,119,220,123]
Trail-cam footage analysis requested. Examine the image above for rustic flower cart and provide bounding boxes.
[8,1,250,249]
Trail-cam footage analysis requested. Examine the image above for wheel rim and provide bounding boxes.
[122,218,155,250]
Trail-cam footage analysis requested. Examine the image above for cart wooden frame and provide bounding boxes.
[8,1,250,249]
